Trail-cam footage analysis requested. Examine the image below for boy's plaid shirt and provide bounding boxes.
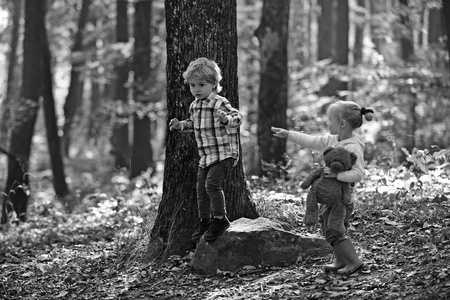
[179,92,242,168]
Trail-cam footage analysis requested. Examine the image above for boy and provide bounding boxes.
[169,57,242,242]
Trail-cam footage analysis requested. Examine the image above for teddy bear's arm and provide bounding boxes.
[300,168,324,189]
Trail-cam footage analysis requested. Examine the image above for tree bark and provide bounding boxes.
[62,0,91,156]
[40,3,72,206]
[2,0,44,223]
[399,0,414,61]
[428,7,444,45]
[442,0,450,75]
[111,0,130,170]
[335,0,349,65]
[353,0,366,64]
[255,0,289,176]
[318,0,334,60]
[0,0,23,152]
[369,0,387,53]
[151,0,258,259]
[130,0,154,178]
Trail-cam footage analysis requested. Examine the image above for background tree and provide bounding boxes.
[353,0,367,64]
[62,0,91,157]
[335,0,349,65]
[443,0,450,75]
[111,0,131,170]
[255,0,289,176]
[40,0,72,209]
[151,0,258,259]
[2,0,45,222]
[0,0,22,152]
[369,0,388,55]
[317,0,334,60]
[130,0,154,178]
[399,0,414,61]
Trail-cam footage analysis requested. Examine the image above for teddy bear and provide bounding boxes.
[301,147,357,234]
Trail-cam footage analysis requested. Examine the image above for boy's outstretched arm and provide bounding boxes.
[218,102,242,128]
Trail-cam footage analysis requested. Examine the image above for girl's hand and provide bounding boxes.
[324,167,338,178]
[271,126,289,138]
[169,118,181,131]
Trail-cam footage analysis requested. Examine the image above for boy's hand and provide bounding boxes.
[169,118,181,131]
[217,109,228,124]
[271,126,289,138]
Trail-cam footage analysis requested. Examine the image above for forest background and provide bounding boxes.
[0,0,450,299]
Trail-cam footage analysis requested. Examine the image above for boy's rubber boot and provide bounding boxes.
[323,250,347,272]
[191,218,211,241]
[334,239,364,276]
[204,216,230,242]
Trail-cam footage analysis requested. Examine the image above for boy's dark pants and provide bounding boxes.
[197,158,233,219]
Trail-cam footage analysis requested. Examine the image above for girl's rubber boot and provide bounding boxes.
[323,249,347,272]
[333,239,364,276]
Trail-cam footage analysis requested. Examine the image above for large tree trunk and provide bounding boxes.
[152,0,258,259]
[318,0,334,60]
[2,0,44,223]
[111,0,130,170]
[130,0,154,178]
[40,3,73,208]
[62,0,91,156]
[335,0,349,65]
[255,0,289,176]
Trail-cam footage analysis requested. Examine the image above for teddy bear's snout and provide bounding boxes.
[330,161,344,173]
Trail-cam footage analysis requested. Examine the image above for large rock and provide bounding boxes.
[191,217,331,275]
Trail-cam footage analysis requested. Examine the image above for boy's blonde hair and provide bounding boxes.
[327,100,374,129]
[183,57,223,93]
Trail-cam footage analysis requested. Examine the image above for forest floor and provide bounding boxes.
[1,162,450,300]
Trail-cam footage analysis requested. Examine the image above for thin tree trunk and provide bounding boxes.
[111,0,130,170]
[88,19,103,143]
[151,0,258,259]
[318,0,334,60]
[131,0,154,178]
[255,0,289,176]
[335,0,349,65]
[399,0,414,61]
[442,0,450,75]
[2,0,44,223]
[0,0,23,210]
[1,0,23,136]
[62,0,91,156]
[40,3,73,208]
[369,0,387,53]
[428,7,444,45]
[353,0,366,64]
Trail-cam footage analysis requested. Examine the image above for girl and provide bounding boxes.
[271,100,374,276]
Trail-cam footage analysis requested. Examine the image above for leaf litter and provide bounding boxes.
[1,167,450,299]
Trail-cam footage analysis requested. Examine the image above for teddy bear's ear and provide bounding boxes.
[323,147,334,156]
[350,152,357,165]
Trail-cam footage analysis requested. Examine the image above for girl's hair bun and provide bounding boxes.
[361,107,374,121]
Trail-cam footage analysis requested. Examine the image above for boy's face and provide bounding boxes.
[188,78,214,99]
